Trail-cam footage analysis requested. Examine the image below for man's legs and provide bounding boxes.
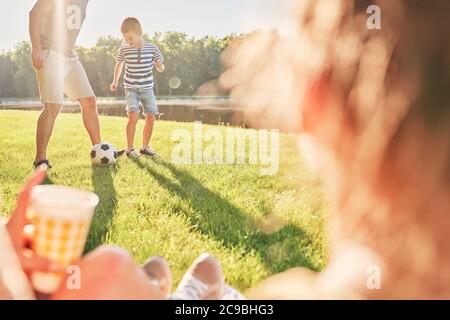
[78,96,101,146]
[35,104,63,164]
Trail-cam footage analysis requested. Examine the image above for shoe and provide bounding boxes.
[142,256,172,299]
[126,149,140,159]
[222,285,247,300]
[140,146,159,158]
[171,253,224,300]
[117,149,126,157]
[34,159,52,169]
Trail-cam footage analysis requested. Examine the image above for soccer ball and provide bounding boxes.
[90,142,118,166]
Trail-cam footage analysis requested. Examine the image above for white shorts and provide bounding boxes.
[35,49,95,105]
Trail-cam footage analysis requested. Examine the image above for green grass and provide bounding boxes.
[0,110,327,291]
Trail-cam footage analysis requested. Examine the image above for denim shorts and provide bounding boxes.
[125,88,159,116]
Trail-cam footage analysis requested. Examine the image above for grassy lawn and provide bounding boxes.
[0,110,327,291]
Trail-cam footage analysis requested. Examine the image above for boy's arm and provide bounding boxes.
[155,61,165,73]
[154,46,165,73]
[110,61,125,92]
[29,0,52,69]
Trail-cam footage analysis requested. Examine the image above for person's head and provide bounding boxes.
[219,0,450,298]
[121,17,143,47]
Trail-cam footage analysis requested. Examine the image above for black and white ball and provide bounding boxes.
[90,142,118,166]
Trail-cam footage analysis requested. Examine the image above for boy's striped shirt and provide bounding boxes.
[116,42,164,89]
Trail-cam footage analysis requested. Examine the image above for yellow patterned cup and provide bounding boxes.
[27,185,99,294]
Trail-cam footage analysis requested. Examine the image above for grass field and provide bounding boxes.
[0,110,327,291]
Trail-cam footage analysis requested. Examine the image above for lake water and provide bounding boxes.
[0,98,253,126]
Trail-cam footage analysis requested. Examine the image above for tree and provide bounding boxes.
[11,42,38,98]
[0,32,240,98]
[0,53,17,97]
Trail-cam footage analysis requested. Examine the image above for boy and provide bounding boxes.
[30,0,102,168]
[110,17,165,159]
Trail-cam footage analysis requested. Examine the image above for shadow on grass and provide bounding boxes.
[85,165,118,252]
[131,158,319,273]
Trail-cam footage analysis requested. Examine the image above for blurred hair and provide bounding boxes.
[121,17,142,34]
[217,0,450,298]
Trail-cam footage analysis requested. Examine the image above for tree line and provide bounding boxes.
[0,32,237,99]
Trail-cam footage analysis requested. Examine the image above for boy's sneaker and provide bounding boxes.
[126,149,140,159]
[140,146,159,158]
[34,159,52,169]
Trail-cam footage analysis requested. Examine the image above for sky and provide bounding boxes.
[0,0,293,51]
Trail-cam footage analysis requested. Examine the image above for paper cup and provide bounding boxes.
[27,185,99,294]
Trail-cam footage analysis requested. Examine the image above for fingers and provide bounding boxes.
[25,165,48,192]
[33,58,43,69]
[7,166,61,277]
[33,56,44,69]
[23,224,36,245]
[37,57,44,69]
[20,250,64,274]
[8,166,47,235]
[16,165,47,213]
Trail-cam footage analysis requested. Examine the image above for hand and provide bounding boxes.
[6,166,63,274]
[110,82,118,92]
[155,61,165,73]
[32,47,44,70]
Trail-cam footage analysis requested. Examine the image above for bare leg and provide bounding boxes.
[245,267,317,299]
[51,246,167,300]
[78,96,101,146]
[142,114,155,148]
[127,112,139,151]
[35,104,63,164]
